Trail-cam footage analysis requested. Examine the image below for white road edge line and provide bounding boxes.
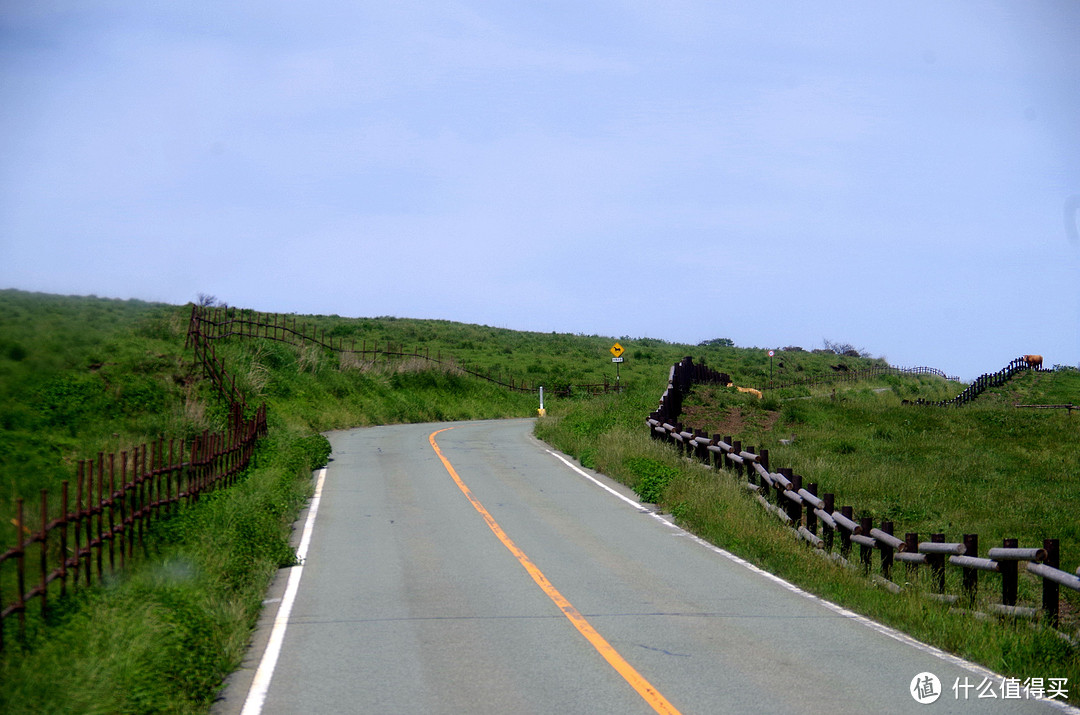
[545,449,1079,714]
[240,466,327,715]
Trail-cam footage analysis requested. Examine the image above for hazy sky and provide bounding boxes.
[2,2,1078,380]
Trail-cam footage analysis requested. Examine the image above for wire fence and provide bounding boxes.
[767,364,958,390]
[186,305,622,397]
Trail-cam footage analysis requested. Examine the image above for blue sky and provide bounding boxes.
[2,2,1078,380]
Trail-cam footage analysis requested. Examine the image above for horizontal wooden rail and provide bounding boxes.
[646,356,1075,629]
[909,357,1040,408]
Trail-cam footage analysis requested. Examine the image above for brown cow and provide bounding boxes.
[1024,354,1043,368]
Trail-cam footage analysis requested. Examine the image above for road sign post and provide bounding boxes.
[610,343,625,390]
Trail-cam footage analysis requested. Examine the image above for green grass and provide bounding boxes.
[535,369,1080,689]
[4,288,1075,710]
[0,430,329,714]
[684,375,1080,563]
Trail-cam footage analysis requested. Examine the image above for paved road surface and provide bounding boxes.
[215,419,1074,714]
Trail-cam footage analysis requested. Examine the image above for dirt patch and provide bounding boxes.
[678,404,781,439]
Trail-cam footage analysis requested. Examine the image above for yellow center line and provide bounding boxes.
[429,427,683,715]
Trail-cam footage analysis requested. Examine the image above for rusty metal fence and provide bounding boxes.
[0,404,267,649]
[647,357,1080,627]
[2,302,628,648]
[186,305,621,397]
[1,308,270,650]
[769,364,957,390]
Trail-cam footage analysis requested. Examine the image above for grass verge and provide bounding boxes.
[534,383,1080,691]
[0,431,329,714]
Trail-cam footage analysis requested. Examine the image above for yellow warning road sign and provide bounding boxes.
[610,343,624,358]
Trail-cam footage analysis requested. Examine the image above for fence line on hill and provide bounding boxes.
[1,309,270,650]
[767,363,958,390]
[1,301,628,648]
[907,356,1045,407]
[646,356,1079,627]
[186,305,621,397]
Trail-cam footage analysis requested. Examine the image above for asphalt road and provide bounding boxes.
[214,419,1075,714]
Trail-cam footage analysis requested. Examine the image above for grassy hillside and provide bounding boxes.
[536,367,1080,689]
[2,289,1075,711]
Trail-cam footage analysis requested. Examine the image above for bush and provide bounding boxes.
[625,457,679,503]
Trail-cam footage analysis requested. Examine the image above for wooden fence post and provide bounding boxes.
[880,521,895,580]
[840,506,853,559]
[962,534,978,605]
[1043,538,1059,627]
[777,466,791,511]
[805,483,818,536]
[709,434,722,470]
[822,494,835,551]
[905,533,919,582]
[929,533,946,594]
[860,517,873,575]
[1001,537,1019,606]
[788,473,803,525]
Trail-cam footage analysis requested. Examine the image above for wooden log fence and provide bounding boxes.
[910,356,1040,407]
[647,357,1079,628]
[0,405,267,649]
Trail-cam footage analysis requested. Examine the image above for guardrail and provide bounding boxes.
[646,357,1078,626]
